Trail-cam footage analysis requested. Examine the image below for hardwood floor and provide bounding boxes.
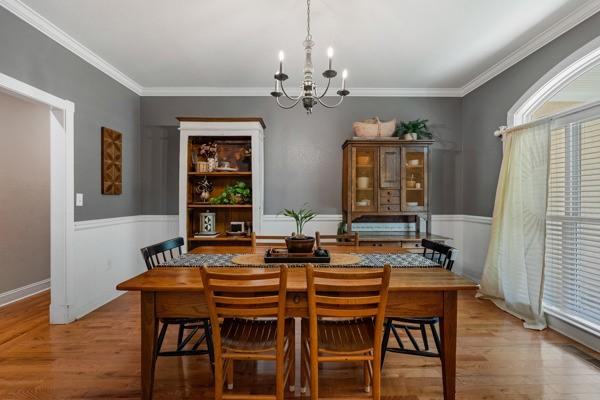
[0,290,599,399]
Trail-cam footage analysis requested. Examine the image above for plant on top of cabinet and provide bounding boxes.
[395,119,432,140]
[279,205,318,253]
[210,181,251,205]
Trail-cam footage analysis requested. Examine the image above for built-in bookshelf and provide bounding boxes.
[178,118,265,250]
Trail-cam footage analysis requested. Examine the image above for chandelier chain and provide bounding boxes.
[306,0,312,41]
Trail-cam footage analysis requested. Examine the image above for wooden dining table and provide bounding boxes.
[117,245,477,400]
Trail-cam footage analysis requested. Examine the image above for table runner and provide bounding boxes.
[161,253,440,268]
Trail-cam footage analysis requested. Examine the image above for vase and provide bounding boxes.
[402,133,413,140]
[411,132,418,140]
[208,158,217,172]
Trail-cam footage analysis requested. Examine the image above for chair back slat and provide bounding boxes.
[315,231,359,247]
[306,264,391,320]
[421,239,455,271]
[250,232,292,247]
[140,237,184,270]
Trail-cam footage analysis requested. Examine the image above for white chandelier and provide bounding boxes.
[270,0,350,114]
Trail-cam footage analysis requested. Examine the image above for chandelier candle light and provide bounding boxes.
[270,0,350,114]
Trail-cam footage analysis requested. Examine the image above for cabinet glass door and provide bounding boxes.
[352,147,377,212]
[402,146,428,212]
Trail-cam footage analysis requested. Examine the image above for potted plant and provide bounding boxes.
[210,181,251,205]
[278,206,317,253]
[395,119,432,140]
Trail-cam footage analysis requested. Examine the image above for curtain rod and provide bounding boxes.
[494,99,600,137]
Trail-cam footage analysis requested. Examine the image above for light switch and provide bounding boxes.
[76,193,84,206]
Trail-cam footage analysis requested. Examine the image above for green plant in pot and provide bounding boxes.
[278,206,317,253]
[210,181,251,205]
[395,119,433,140]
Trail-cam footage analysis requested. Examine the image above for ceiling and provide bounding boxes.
[7,0,600,95]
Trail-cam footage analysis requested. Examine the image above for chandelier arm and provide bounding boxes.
[280,80,302,101]
[316,78,332,99]
[316,95,345,109]
[276,96,302,109]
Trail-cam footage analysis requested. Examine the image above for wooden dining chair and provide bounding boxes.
[250,232,291,247]
[140,238,214,372]
[315,231,359,247]
[200,265,295,400]
[302,264,391,400]
[381,239,455,362]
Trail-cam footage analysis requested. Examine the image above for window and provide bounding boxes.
[544,108,600,335]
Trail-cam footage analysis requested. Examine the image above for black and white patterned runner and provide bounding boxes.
[161,253,440,268]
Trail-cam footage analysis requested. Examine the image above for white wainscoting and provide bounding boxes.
[71,215,178,319]
[260,214,492,281]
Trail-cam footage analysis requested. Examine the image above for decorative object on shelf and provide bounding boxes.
[278,205,317,253]
[353,117,396,137]
[356,199,371,207]
[198,211,217,234]
[199,142,218,172]
[215,161,239,172]
[210,181,252,205]
[101,127,123,195]
[406,174,416,189]
[194,176,214,203]
[357,176,370,189]
[227,221,246,236]
[408,159,421,167]
[270,0,350,114]
[395,119,432,140]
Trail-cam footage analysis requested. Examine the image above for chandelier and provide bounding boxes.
[270,0,349,114]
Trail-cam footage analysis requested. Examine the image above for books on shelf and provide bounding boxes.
[194,232,220,238]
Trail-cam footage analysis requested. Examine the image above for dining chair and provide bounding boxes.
[315,231,359,247]
[140,238,214,372]
[200,265,295,400]
[302,264,391,400]
[250,232,291,247]
[381,239,455,362]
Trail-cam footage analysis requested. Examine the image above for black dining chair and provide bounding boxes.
[381,239,456,362]
[140,237,214,371]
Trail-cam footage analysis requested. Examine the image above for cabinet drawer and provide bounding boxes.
[379,195,400,205]
[380,189,400,197]
[379,204,400,212]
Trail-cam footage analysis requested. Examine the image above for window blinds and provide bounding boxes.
[544,106,600,335]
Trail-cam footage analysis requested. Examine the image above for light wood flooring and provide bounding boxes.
[0,290,599,399]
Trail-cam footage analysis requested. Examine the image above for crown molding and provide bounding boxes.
[460,0,600,96]
[0,0,143,95]
[141,86,463,97]
[3,0,599,98]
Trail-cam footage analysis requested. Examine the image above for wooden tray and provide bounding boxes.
[264,248,331,263]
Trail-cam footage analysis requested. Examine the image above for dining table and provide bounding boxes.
[117,245,477,400]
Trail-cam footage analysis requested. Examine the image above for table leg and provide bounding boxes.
[440,291,457,400]
[141,292,157,400]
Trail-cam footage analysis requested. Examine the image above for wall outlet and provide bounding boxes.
[76,193,84,206]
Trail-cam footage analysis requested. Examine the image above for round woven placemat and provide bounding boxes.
[231,253,361,266]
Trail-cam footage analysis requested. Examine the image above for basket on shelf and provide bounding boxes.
[352,117,396,137]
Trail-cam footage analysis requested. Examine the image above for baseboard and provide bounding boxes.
[546,313,600,353]
[0,278,50,308]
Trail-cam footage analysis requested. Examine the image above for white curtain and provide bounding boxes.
[477,122,550,330]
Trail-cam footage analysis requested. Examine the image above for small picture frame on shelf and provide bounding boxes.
[229,221,245,233]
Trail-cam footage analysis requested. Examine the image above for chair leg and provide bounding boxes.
[372,355,381,400]
[226,361,234,390]
[300,319,308,394]
[431,321,442,356]
[155,322,169,358]
[288,318,296,392]
[381,319,392,367]
[364,361,371,393]
[214,356,224,400]
[309,323,319,400]
[420,323,429,351]
[204,319,215,374]
[177,323,185,347]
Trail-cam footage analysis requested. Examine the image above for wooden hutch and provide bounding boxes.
[342,138,448,247]
[178,118,264,251]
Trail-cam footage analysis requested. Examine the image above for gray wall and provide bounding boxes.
[0,91,50,292]
[141,97,463,215]
[0,8,141,221]
[462,12,600,217]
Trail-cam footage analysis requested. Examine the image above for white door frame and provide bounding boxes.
[0,72,75,324]
[508,35,600,126]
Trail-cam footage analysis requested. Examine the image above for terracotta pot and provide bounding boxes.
[285,236,315,253]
